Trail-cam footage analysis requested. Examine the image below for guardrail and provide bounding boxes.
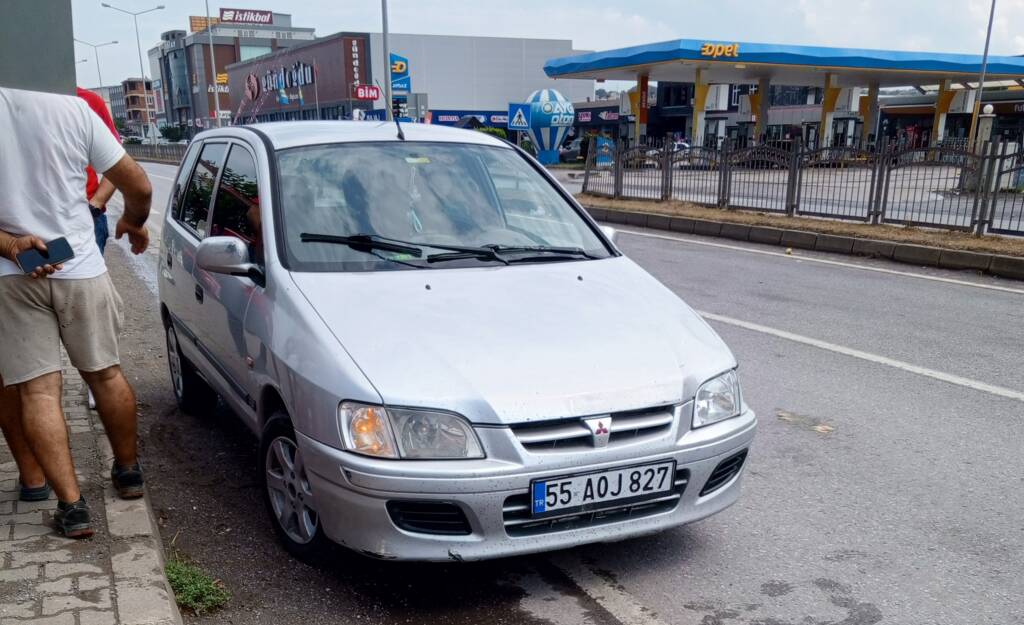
[124,143,187,164]
[582,137,1023,237]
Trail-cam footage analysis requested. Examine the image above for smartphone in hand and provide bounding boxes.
[16,237,74,273]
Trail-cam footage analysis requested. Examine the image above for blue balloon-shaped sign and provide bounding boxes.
[526,89,574,165]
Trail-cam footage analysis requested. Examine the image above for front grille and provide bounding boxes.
[700,450,748,496]
[510,406,675,453]
[502,468,689,537]
[386,501,472,535]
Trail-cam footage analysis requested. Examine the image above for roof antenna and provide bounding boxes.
[375,78,404,141]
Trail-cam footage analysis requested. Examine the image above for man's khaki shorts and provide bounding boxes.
[0,273,124,386]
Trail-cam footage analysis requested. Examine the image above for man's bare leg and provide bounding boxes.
[80,365,137,467]
[0,382,47,489]
[17,372,80,503]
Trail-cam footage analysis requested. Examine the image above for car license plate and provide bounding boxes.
[530,460,676,518]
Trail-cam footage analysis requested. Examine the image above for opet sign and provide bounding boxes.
[533,100,574,127]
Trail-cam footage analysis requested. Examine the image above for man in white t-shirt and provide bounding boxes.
[0,86,153,538]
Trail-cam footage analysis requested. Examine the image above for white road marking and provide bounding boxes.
[147,173,175,181]
[616,227,1024,296]
[699,310,1024,403]
[551,552,675,625]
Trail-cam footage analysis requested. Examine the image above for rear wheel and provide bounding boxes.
[165,324,216,414]
[260,414,327,560]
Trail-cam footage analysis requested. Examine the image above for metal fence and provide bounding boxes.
[124,143,187,164]
[582,138,1024,236]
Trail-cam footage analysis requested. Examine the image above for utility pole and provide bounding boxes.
[382,0,393,121]
[205,0,223,127]
[968,0,997,149]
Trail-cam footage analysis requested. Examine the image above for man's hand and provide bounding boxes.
[1,235,63,279]
[115,218,149,255]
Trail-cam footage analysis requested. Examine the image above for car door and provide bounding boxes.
[163,140,227,357]
[192,141,263,415]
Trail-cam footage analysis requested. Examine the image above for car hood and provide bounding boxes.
[289,257,734,425]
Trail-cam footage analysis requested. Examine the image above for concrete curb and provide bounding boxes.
[584,206,1024,281]
[93,431,184,625]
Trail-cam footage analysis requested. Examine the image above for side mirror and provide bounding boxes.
[600,225,618,244]
[196,236,258,278]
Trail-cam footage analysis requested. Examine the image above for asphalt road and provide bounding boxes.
[104,161,1024,625]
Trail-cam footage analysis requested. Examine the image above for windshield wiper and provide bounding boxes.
[300,233,423,257]
[484,245,600,261]
[426,246,509,265]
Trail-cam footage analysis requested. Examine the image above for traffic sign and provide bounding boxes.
[507,103,531,130]
[354,84,381,101]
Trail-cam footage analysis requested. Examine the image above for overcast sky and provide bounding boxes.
[72,0,1024,88]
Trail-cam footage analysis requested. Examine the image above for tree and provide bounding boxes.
[114,117,129,136]
[159,125,187,142]
[595,88,609,100]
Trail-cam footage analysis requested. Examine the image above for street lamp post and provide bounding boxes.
[205,0,223,127]
[968,0,997,149]
[382,0,393,121]
[102,3,164,144]
[74,38,118,88]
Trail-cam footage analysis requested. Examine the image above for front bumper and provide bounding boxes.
[300,408,756,562]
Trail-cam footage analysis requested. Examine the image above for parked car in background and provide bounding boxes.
[560,137,583,162]
[158,121,756,562]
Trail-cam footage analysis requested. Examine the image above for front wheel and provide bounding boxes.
[259,414,327,560]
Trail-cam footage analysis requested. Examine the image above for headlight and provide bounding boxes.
[339,402,484,460]
[692,370,742,428]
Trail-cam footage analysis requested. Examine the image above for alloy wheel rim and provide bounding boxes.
[167,328,184,399]
[265,436,318,544]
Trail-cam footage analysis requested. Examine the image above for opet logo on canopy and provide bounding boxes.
[536,100,574,126]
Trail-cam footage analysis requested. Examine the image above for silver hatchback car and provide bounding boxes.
[158,121,756,561]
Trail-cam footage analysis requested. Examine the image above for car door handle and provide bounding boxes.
[195,284,204,303]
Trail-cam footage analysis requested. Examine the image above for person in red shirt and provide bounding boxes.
[76,87,121,254]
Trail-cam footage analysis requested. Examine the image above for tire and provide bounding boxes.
[165,323,217,415]
[259,414,327,560]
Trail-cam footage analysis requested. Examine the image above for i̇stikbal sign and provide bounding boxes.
[219,8,273,24]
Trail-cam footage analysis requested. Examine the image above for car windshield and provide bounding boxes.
[275,141,611,271]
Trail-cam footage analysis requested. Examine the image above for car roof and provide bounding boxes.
[195,121,512,151]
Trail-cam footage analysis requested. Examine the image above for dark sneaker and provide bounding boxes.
[18,481,52,502]
[55,498,94,539]
[111,462,145,500]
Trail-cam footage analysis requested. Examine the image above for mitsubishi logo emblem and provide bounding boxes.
[584,416,612,448]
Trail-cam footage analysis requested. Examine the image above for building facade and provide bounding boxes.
[89,84,127,122]
[148,12,314,135]
[227,31,593,126]
[121,78,155,137]
[227,32,373,123]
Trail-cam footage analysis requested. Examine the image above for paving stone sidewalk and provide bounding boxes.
[0,358,182,625]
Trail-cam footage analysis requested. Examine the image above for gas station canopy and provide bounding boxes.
[544,38,1024,87]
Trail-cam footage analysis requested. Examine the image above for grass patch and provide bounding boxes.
[578,193,1024,258]
[165,557,230,616]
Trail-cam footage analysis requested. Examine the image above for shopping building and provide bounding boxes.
[148,10,314,135]
[226,32,592,125]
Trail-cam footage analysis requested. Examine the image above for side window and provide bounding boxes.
[170,143,201,220]
[178,142,227,237]
[209,145,263,265]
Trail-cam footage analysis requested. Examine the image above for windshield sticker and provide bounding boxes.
[405,156,431,164]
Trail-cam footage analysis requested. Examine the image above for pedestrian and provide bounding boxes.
[77,86,122,410]
[0,86,153,538]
